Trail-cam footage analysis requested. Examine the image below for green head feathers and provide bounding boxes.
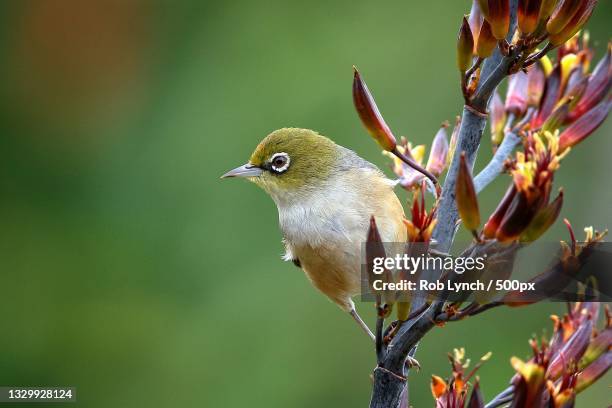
[247,128,339,192]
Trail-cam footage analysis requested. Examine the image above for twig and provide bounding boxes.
[474,132,521,193]
[522,42,554,68]
[376,302,386,364]
[392,147,438,186]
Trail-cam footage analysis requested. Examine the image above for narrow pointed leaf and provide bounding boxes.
[353,68,397,151]
[456,152,480,232]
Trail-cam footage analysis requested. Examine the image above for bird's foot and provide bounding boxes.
[405,356,421,370]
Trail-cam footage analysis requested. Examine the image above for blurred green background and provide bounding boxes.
[0,1,610,407]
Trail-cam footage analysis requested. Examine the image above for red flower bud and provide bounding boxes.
[527,64,546,107]
[496,189,545,242]
[426,125,449,177]
[542,101,571,132]
[520,189,563,242]
[468,379,484,408]
[490,90,506,146]
[511,358,546,407]
[487,0,511,40]
[558,98,611,152]
[457,16,475,73]
[538,0,558,24]
[569,45,611,121]
[580,328,612,369]
[366,216,394,303]
[576,352,612,393]
[469,0,485,51]
[353,68,397,151]
[518,0,543,35]
[533,65,561,128]
[456,153,481,234]
[483,184,516,239]
[476,19,498,58]
[505,71,530,117]
[546,0,583,35]
[447,116,462,167]
[477,0,489,19]
[548,317,593,379]
[548,0,597,46]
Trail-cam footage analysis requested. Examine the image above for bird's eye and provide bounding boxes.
[270,152,290,173]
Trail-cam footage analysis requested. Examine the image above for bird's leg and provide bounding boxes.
[405,356,421,370]
[349,308,375,341]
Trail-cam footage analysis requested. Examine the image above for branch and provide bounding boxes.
[432,1,519,253]
[474,132,521,193]
[369,2,522,407]
[376,304,385,364]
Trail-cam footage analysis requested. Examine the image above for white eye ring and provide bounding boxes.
[270,152,291,173]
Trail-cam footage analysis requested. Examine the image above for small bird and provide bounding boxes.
[222,128,406,339]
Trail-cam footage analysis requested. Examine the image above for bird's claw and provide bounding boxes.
[405,356,421,370]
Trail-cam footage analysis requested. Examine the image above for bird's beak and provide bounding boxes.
[220,163,263,179]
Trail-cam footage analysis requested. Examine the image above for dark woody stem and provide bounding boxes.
[391,147,438,186]
[523,42,554,68]
[369,2,521,407]
[375,300,385,364]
